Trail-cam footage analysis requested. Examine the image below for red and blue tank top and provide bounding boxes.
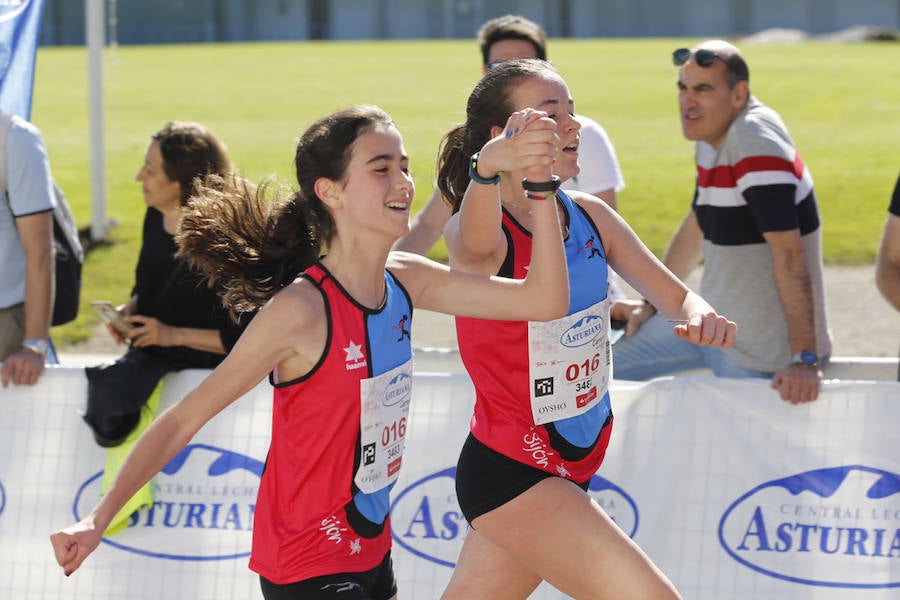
[249,262,413,584]
[456,190,614,483]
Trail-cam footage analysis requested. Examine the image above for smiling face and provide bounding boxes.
[135,139,182,212]
[677,57,747,148]
[337,123,414,240]
[508,72,581,182]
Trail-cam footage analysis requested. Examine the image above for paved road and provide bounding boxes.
[63,266,899,360]
[410,265,900,359]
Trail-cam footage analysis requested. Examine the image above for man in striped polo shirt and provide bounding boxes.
[613,40,832,404]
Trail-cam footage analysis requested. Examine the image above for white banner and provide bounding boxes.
[1,366,898,599]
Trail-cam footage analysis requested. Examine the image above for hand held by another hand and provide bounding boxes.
[478,108,559,184]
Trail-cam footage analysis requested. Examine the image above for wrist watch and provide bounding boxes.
[468,152,502,185]
[791,350,818,367]
[22,338,50,358]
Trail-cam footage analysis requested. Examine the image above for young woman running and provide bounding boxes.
[436,60,737,599]
[50,104,570,600]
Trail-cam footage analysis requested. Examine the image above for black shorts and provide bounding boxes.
[259,551,397,600]
[455,434,590,524]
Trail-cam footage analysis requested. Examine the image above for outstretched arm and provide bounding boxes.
[390,175,568,322]
[395,108,568,322]
[444,108,560,275]
[610,209,705,337]
[578,195,735,348]
[49,285,323,575]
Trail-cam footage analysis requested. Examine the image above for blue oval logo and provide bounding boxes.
[391,467,465,567]
[391,467,638,567]
[0,0,31,24]
[559,315,604,348]
[587,475,639,538]
[719,465,900,589]
[74,444,263,561]
[383,372,412,407]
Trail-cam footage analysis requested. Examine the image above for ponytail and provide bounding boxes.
[435,125,468,213]
[435,59,554,214]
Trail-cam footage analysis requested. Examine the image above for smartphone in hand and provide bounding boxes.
[91,301,133,337]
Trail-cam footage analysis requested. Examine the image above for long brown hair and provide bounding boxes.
[436,59,556,213]
[176,105,395,315]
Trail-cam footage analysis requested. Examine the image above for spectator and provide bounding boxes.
[438,59,735,599]
[0,112,56,387]
[51,105,570,598]
[395,13,624,259]
[83,121,248,447]
[875,172,900,379]
[613,40,832,404]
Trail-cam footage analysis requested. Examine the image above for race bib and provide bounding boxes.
[527,299,611,426]
[354,359,413,494]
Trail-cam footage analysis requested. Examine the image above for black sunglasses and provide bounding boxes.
[672,47,727,68]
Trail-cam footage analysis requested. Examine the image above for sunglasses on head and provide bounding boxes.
[672,47,727,68]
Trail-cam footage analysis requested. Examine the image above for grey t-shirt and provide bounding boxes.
[0,116,56,309]
[693,96,832,371]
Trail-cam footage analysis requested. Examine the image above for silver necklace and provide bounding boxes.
[503,200,569,238]
[503,200,533,215]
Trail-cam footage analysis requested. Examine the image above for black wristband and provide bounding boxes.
[468,153,502,185]
[521,176,561,193]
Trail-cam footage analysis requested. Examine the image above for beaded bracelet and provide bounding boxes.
[525,191,557,201]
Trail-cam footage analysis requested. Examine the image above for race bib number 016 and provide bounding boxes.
[355,359,413,494]
[527,300,611,426]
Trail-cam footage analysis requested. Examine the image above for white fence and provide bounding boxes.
[1,363,898,599]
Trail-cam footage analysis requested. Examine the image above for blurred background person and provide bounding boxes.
[83,121,249,447]
[876,171,900,380]
[0,112,57,387]
[436,59,735,599]
[396,13,625,268]
[613,40,832,404]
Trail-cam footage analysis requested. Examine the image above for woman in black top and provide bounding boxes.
[85,121,247,446]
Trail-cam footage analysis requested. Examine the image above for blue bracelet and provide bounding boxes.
[469,153,502,185]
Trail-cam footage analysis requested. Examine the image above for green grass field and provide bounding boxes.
[29,38,900,345]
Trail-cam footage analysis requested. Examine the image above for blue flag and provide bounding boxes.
[0,0,46,119]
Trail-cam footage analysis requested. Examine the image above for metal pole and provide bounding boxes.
[86,0,107,242]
